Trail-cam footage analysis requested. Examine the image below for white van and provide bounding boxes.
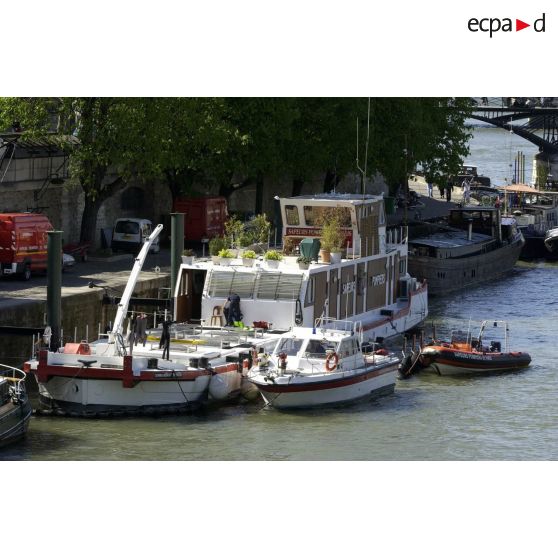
[112,218,160,253]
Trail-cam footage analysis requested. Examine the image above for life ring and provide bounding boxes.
[325,352,339,372]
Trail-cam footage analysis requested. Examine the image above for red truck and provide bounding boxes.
[173,196,228,242]
[0,213,53,280]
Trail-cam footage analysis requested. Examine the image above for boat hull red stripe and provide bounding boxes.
[34,364,211,383]
[253,364,397,393]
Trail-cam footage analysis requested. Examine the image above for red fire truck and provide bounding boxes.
[0,213,53,280]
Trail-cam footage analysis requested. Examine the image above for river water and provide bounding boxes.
[2,126,555,461]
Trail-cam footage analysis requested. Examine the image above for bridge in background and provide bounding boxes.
[468,98,558,155]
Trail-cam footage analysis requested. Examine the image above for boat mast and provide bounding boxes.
[109,224,163,346]
[356,97,371,198]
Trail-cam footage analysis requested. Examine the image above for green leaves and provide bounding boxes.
[0,96,472,240]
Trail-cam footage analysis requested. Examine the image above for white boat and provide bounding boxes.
[0,364,32,445]
[247,318,399,409]
[173,193,428,344]
[24,226,212,417]
[130,322,282,402]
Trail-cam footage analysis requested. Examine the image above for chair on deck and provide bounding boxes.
[210,305,224,326]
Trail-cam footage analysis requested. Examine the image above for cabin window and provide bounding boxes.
[305,276,315,304]
[399,258,406,275]
[303,206,351,227]
[207,270,256,298]
[275,338,304,356]
[256,272,303,301]
[181,273,189,295]
[304,340,328,358]
[230,272,257,298]
[338,339,356,358]
[356,273,365,295]
[285,205,300,226]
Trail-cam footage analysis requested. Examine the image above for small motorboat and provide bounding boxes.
[0,364,32,446]
[414,320,531,376]
[247,318,400,409]
[544,227,558,253]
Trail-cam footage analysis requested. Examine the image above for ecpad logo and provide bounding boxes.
[468,13,546,37]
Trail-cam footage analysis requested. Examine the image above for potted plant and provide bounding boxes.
[209,236,227,263]
[218,248,234,266]
[242,249,257,267]
[264,249,283,269]
[297,255,312,270]
[224,215,244,251]
[320,219,344,264]
[181,249,195,265]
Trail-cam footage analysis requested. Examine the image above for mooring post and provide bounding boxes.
[47,230,63,352]
[170,213,185,299]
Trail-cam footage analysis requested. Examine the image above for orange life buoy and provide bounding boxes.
[325,352,339,372]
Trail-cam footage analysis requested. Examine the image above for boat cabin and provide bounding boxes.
[173,193,427,340]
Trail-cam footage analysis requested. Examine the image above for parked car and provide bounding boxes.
[62,253,76,270]
[111,218,160,253]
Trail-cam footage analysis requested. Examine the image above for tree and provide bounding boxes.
[0,97,472,241]
[140,98,246,204]
[217,98,299,213]
[0,97,163,243]
[366,98,472,193]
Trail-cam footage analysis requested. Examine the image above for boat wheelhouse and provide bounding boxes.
[174,193,428,342]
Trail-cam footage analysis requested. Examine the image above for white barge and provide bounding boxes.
[174,193,428,342]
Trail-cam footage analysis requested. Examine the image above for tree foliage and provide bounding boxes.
[0,97,471,242]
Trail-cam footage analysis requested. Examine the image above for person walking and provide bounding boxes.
[159,318,174,360]
[463,179,471,205]
[427,182,433,197]
[445,180,453,202]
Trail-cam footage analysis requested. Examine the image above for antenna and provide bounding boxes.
[363,97,371,197]
[356,98,371,197]
[403,133,408,226]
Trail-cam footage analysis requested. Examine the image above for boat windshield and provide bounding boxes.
[303,339,331,359]
[450,330,471,344]
[275,338,304,356]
